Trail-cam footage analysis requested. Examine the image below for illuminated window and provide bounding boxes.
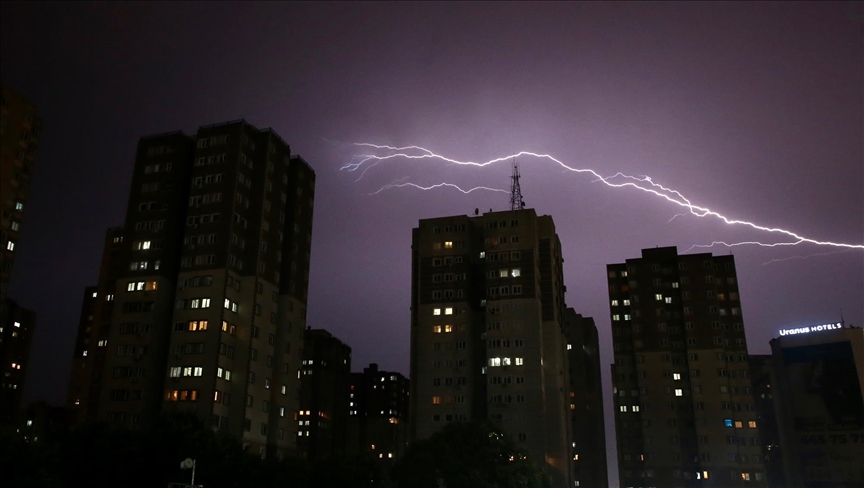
[748,420,757,428]
[445,307,453,315]
[511,268,521,277]
[567,344,572,350]
[444,325,452,332]
[515,357,524,365]
[665,297,672,304]
[432,396,441,405]
[145,281,158,291]
[502,357,511,366]
[633,405,640,412]
[612,315,620,321]
[188,320,208,331]
[741,472,750,481]
[433,326,442,333]
[6,241,15,251]
[611,300,619,306]
[673,373,681,380]
[735,421,743,429]
[655,294,663,301]
[499,269,508,278]
[433,308,441,316]
[623,299,631,305]
[444,241,453,249]
[620,406,627,412]
[724,418,733,427]
[675,389,683,397]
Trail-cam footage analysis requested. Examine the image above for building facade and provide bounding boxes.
[0,81,42,304]
[66,227,125,424]
[563,309,609,488]
[346,363,409,463]
[67,120,314,457]
[768,325,864,488]
[0,299,36,423]
[608,246,766,488]
[0,82,42,422]
[298,328,351,460]
[748,355,785,488]
[410,209,573,488]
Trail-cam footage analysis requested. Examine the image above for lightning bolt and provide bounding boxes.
[668,213,689,223]
[344,144,864,251]
[683,241,806,253]
[341,145,435,182]
[761,249,857,265]
[371,180,508,196]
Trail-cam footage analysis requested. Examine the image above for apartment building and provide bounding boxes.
[297,328,351,460]
[346,363,409,462]
[748,355,785,488]
[563,309,608,488]
[0,299,35,423]
[66,227,126,424]
[68,120,314,457]
[0,82,42,421]
[608,246,766,488]
[410,208,573,488]
[0,81,42,304]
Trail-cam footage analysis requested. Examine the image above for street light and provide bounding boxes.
[180,458,197,487]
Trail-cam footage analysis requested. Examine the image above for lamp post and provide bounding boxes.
[181,458,197,487]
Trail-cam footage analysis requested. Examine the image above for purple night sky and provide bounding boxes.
[2,3,861,484]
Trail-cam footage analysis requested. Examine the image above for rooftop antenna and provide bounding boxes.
[510,157,525,211]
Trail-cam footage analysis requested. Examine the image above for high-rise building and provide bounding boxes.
[607,246,766,487]
[346,363,409,463]
[748,355,785,488]
[69,120,314,457]
[0,81,42,303]
[768,324,864,488]
[0,82,42,422]
[563,309,609,488]
[410,208,573,487]
[297,328,351,460]
[0,299,36,423]
[66,227,125,424]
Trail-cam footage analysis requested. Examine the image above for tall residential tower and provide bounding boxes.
[67,120,315,457]
[0,81,42,423]
[564,309,609,488]
[608,247,766,488]
[410,209,573,488]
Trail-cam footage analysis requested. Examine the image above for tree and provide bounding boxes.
[392,422,551,488]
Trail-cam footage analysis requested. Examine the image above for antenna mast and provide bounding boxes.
[509,157,525,211]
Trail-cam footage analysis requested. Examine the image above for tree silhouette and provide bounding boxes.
[392,421,550,488]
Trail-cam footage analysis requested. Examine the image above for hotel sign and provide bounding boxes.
[779,322,842,336]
